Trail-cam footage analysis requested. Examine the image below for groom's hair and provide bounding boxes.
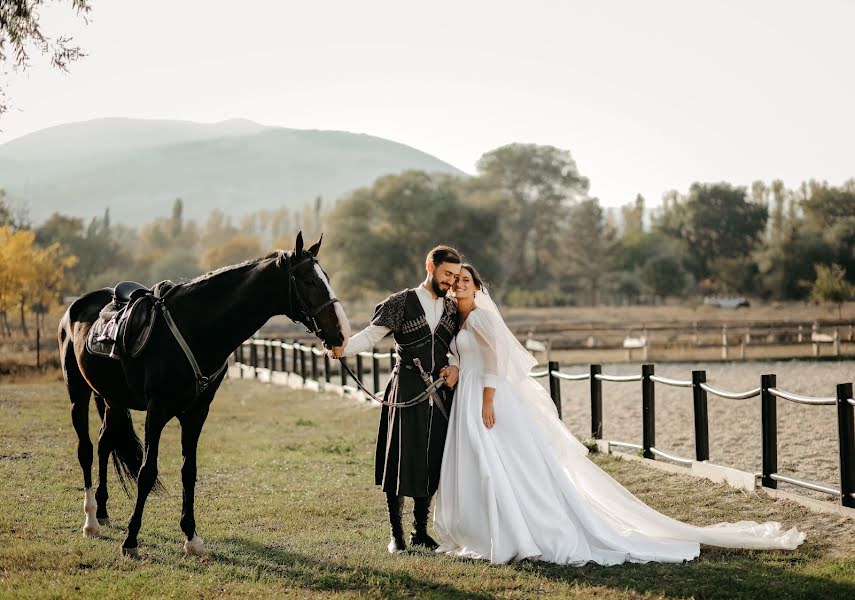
[426,245,462,268]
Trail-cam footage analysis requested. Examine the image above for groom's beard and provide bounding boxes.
[431,276,448,297]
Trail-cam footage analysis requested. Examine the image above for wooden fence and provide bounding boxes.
[232,338,855,509]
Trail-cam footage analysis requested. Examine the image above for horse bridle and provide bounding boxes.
[284,252,342,345]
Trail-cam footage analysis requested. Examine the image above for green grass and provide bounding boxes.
[1,379,854,599]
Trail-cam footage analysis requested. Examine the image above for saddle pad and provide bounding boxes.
[86,319,120,359]
[85,296,158,360]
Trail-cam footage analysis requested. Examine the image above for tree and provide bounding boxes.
[471,144,589,290]
[641,254,687,300]
[621,194,645,236]
[805,264,854,319]
[0,1,91,116]
[36,211,131,292]
[325,171,501,296]
[171,198,183,238]
[0,226,42,334]
[562,199,615,305]
[656,183,768,283]
[770,179,786,241]
[200,234,263,271]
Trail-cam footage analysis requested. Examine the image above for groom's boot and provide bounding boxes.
[410,496,439,550]
[386,492,407,554]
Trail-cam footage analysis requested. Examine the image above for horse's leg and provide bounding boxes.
[121,403,170,558]
[67,367,98,537]
[94,395,113,526]
[178,404,210,555]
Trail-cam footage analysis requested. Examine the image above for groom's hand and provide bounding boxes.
[329,346,345,359]
[441,365,459,388]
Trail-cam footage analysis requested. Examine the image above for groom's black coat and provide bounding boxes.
[372,288,458,497]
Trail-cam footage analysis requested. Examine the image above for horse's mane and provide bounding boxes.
[181,250,286,290]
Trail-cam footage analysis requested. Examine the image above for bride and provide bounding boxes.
[433,263,805,565]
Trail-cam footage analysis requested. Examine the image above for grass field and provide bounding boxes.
[2,379,855,599]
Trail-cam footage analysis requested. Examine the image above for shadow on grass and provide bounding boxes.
[203,536,496,599]
[517,546,855,600]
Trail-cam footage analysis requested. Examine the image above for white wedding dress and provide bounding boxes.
[434,296,805,566]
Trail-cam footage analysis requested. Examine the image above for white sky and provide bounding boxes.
[2,0,854,208]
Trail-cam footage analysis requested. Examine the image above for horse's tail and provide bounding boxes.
[106,406,165,497]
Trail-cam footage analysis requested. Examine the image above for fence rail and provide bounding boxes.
[232,338,855,508]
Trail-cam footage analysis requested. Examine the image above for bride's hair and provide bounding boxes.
[461,263,486,292]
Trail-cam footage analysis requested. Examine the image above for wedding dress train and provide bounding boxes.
[433,302,804,566]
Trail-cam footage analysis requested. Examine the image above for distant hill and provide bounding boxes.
[0,118,466,226]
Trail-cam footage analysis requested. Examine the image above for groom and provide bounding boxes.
[330,245,462,553]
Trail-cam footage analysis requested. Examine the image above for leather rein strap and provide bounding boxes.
[339,359,448,410]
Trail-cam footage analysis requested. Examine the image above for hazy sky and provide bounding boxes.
[2,0,853,208]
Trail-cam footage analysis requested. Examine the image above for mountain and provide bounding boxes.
[0,118,466,225]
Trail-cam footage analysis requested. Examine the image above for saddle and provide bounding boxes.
[86,280,175,360]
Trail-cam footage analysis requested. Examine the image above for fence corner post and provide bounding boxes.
[692,370,709,462]
[548,361,562,418]
[836,382,855,508]
[642,364,655,459]
[761,373,778,489]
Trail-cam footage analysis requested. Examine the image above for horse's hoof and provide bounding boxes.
[121,546,139,559]
[97,517,110,527]
[83,524,100,538]
[184,535,206,555]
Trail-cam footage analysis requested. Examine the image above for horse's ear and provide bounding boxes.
[295,231,304,255]
[308,233,323,256]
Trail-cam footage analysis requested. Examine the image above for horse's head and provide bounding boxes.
[279,232,351,349]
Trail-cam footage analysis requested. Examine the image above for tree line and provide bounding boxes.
[2,142,854,337]
[324,144,855,310]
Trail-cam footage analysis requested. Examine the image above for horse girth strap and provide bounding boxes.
[339,358,449,418]
[156,296,227,398]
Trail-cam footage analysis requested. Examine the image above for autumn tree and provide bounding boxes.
[805,264,854,319]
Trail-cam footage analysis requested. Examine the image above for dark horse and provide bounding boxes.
[58,233,350,558]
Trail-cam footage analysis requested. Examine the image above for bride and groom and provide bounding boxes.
[329,245,804,565]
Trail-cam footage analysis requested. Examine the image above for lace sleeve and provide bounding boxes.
[468,311,499,389]
[370,290,407,331]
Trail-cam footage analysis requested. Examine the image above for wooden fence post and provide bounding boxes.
[292,339,299,375]
[311,344,318,381]
[280,339,287,372]
[590,364,603,439]
[721,325,728,360]
[761,374,778,488]
[692,370,710,461]
[372,348,381,394]
[642,364,655,459]
[356,353,364,392]
[299,345,307,382]
[548,361,562,418]
[836,382,855,508]
[324,352,331,384]
[251,341,258,378]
